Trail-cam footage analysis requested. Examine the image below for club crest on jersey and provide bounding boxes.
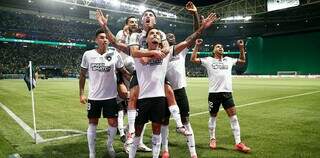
[105,56,112,61]
[91,63,111,72]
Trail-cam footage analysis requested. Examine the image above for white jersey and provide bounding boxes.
[128,30,167,49]
[81,49,124,100]
[200,56,238,93]
[116,30,135,103]
[166,46,188,90]
[135,50,172,99]
[116,30,130,46]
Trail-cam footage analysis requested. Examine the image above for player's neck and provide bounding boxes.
[96,47,107,55]
[214,54,223,60]
[148,44,159,50]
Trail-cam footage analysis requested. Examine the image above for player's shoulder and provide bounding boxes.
[116,30,124,34]
[83,49,96,56]
[223,56,235,61]
[108,47,119,56]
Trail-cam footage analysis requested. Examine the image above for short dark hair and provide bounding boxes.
[146,27,158,37]
[145,27,163,48]
[95,28,105,37]
[142,9,156,18]
[125,16,136,25]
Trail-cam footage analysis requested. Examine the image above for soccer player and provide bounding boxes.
[127,9,189,139]
[128,27,171,158]
[161,6,219,158]
[190,39,251,153]
[96,10,154,152]
[115,16,139,144]
[79,28,130,158]
[129,11,217,158]
[96,9,190,149]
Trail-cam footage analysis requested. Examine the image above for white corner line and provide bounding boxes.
[0,102,44,142]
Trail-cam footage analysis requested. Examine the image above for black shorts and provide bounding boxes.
[208,92,235,114]
[118,100,128,112]
[87,98,118,118]
[174,87,190,117]
[129,71,138,89]
[164,87,190,118]
[135,97,166,125]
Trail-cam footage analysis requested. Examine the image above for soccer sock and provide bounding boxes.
[128,110,136,134]
[229,115,241,144]
[185,123,197,156]
[208,116,216,140]
[168,105,183,127]
[152,134,162,158]
[87,123,97,156]
[107,126,117,146]
[129,136,140,158]
[161,125,169,152]
[139,124,147,145]
[118,110,125,136]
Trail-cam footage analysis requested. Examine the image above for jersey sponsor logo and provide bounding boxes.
[147,58,163,66]
[211,63,228,70]
[91,63,112,72]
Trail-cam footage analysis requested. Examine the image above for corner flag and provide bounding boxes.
[24,62,36,91]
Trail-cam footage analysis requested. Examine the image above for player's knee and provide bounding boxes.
[108,118,118,127]
[89,118,99,125]
[226,106,236,117]
[162,117,170,125]
[165,85,176,105]
[152,123,162,135]
[210,112,218,117]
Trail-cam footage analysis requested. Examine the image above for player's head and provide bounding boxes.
[141,9,157,30]
[213,43,224,56]
[166,33,176,46]
[95,28,109,48]
[146,28,162,49]
[125,16,138,33]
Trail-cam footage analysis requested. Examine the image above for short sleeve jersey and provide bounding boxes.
[200,56,238,93]
[81,49,124,100]
[166,46,188,90]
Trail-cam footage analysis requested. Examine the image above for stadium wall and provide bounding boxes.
[246,31,320,75]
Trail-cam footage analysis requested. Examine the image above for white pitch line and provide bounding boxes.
[4,90,319,144]
[189,90,320,117]
[0,102,44,142]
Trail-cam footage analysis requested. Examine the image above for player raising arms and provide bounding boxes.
[191,39,251,153]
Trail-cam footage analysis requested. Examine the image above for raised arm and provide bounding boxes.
[186,1,201,31]
[130,46,165,59]
[237,40,246,65]
[190,39,203,64]
[174,13,218,54]
[96,10,129,53]
[79,68,87,104]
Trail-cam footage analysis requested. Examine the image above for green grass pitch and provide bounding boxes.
[0,78,320,158]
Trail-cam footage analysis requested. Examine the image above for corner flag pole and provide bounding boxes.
[29,61,38,144]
